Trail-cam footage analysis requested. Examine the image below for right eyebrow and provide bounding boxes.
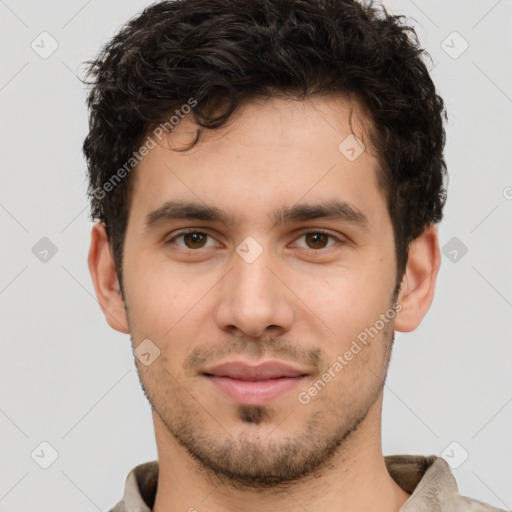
[145,201,229,230]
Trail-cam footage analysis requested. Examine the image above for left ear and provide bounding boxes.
[394,223,441,332]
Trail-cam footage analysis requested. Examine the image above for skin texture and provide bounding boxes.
[89,95,441,512]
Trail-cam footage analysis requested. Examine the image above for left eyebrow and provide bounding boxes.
[270,200,370,231]
[144,199,370,232]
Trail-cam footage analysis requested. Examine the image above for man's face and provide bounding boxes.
[120,96,400,487]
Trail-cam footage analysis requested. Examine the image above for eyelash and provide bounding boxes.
[165,229,345,252]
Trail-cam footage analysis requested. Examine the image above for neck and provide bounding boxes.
[152,398,410,512]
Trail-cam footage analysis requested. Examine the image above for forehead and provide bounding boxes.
[129,95,386,228]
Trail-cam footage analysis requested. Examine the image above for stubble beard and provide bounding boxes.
[126,291,397,490]
[136,331,394,491]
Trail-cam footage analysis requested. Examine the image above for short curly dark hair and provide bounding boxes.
[82,0,447,293]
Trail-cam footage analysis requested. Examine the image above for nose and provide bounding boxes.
[213,243,295,339]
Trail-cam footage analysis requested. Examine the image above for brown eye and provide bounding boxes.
[167,231,215,250]
[304,232,330,249]
[182,232,208,249]
[292,231,341,251]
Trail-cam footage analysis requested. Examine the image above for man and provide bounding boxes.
[82,0,505,510]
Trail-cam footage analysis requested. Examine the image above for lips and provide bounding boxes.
[202,361,306,380]
[202,361,308,406]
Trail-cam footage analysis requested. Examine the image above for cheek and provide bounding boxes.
[124,256,188,321]
[298,268,394,356]
[124,266,213,363]
[303,270,384,324]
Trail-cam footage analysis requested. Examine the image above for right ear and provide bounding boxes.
[88,222,130,334]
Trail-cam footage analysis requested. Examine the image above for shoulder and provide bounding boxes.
[443,494,508,511]
[107,500,126,512]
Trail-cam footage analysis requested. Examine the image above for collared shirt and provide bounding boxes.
[110,454,506,512]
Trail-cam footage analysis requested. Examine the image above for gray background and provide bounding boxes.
[0,0,511,510]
